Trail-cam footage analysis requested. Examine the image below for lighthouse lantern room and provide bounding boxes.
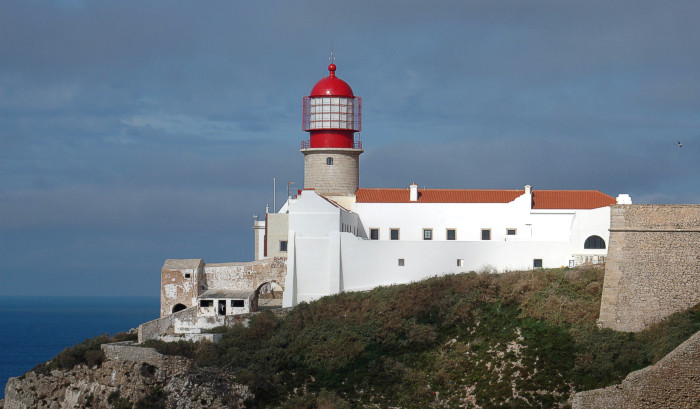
[301,62,363,196]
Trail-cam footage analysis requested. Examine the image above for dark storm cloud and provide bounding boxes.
[2,0,699,295]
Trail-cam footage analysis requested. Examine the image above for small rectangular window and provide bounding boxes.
[398,258,405,266]
[481,229,491,240]
[326,157,333,165]
[447,229,456,240]
[390,228,400,240]
[423,228,433,240]
[457,259,464,266]
[184,273,191,278]
[370,228,379,240]
[533,259,543,268]
[199,300,213,308]
[506,228,517,236]
[231,300,245,308]
[280,240,288,252]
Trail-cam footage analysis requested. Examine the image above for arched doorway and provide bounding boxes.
[253,281,284,311]
[172,303,187,313]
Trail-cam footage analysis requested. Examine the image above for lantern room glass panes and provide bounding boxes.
[303,96,361,131]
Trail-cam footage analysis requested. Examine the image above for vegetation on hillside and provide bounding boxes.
[31,331,137,375]
[141,267,700,408]
[35,267,700,408]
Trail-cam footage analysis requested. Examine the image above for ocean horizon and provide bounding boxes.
[0,295,160,399]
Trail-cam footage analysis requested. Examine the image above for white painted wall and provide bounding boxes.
[282,190,612,307]
[351,192,534,242]
[196,296,252,317]
[339,233,574,291]
[254,220,266,260]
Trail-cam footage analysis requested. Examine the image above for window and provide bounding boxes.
[184,273,191,278]
[506,229,517,236]
[398,258,405,266]
[481,229,491,240]
[423,228,433,240]
[231,300,245,308]
[280,240,288,252]
[326,157,333,165]
[533,259,543,268]
[447,229,456,240]
[390,228,400,240]
[199,300,213,308]
[457,259,464,266]
[584,235,606,249]
[370,228,379,240]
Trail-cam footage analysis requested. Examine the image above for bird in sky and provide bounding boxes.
[678,141,683,148]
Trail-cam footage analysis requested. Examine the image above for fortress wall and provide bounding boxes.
[101,342,188,371]
[598,205,700,332]
[572,329,700,408]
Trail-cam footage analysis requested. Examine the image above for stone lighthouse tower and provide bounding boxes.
[301,62,362,196]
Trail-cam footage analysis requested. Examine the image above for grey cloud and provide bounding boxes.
[3,0,700,296]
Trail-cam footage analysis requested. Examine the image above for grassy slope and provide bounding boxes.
[47,267,700,408]
[154,267,700,408]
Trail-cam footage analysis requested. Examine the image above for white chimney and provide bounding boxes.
[409,183,419,202]
[616,194,632,204]
[524,185,532,195]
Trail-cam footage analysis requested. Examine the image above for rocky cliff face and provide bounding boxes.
[2,343,251,409]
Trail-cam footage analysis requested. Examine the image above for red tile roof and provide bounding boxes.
[355,188,616,210]
[356,188,523,203]
[531,190,616,210]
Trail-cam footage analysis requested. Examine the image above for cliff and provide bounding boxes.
[2,342,251,409]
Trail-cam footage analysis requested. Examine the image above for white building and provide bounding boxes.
[277,186,629,306]
[159,60,631,321]
[256,61,631,308]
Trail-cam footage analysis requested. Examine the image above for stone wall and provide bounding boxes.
[572,329,700,408]
[204,257,286,296]
[302,147,361,196]
[598,205,700,331]
[102,342,187,369]
[139,305,292,342]
[139,306,196,343]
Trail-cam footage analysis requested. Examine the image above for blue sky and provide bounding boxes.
[1,0,699,296]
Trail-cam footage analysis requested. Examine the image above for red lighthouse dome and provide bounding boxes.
[309,64,354,97]
[302,63,362,149]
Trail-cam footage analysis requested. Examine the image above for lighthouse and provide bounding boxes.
[301,62,362,196]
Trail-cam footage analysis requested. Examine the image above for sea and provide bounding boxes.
[0,296,160,399]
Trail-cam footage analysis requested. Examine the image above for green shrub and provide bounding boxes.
[36,334,111,372]
[32,331,140,374]
[113,331,138,342]
[141,339,200,359]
